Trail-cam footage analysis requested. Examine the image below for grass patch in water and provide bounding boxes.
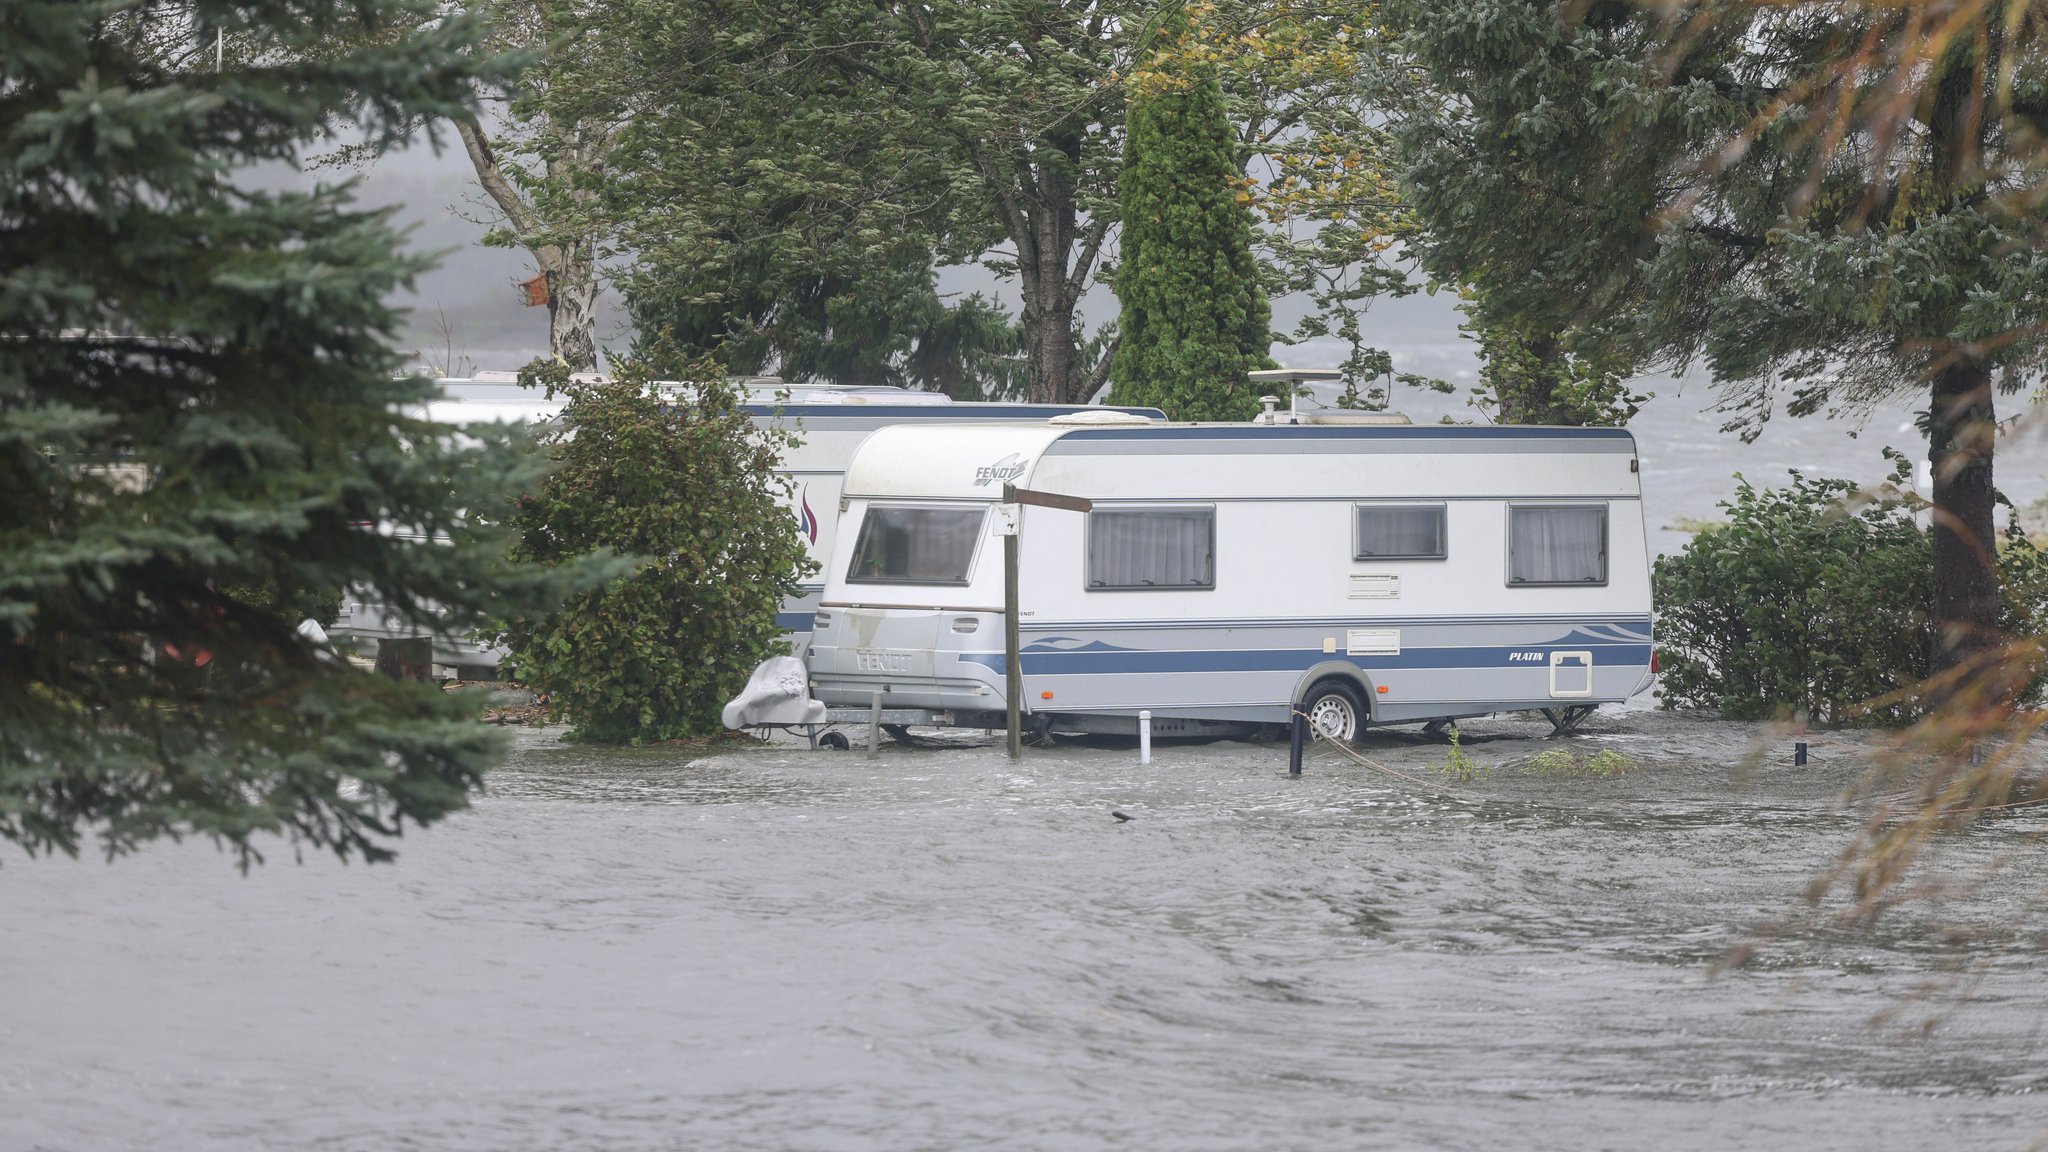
[1524,746,1636,778]
[1438,726,1488,782]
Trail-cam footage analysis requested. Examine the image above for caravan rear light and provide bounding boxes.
[814,612,832,629]
[951,617,980,633]
[1651,649,1660,674]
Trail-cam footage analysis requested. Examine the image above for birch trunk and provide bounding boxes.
[455,114,602,372]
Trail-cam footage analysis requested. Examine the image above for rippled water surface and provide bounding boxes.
[5,712,2046,1151]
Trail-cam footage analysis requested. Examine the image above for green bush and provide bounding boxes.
[489,354,814,743]
[1654,461,2048,726]
[1525,747,1636,778]
[1438,725,1485,781]
[1654,469,1931,725]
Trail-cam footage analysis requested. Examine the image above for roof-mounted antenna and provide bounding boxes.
[1248,368,1343,425]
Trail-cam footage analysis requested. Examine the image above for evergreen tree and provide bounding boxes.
[1107,29,1275,421]
[0,0,602,865]
[1392,0,2048,683]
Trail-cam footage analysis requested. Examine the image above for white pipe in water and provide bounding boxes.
[1138,710,1152,765]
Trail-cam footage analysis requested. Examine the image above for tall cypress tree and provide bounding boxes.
[1106,28,1275,422]
[0,0,603,865]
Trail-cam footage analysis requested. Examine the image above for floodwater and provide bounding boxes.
[5,709,2046,1151]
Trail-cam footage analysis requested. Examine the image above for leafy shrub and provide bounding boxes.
[1653,460,2048,726]
[1525,747,1636,778]
[1654,469,1930,725]
[1438,726,1486,781]
[488,353,814,743]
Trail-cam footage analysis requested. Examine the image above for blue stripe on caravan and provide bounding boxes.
[776,612,813,632]
[743,404,1165,420]
[1053,425,1635,443]
[960,643,1652,677]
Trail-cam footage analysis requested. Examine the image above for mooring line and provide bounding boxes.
[1289,709,1446,789]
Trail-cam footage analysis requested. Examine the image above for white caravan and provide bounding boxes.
[802,416,1654,738]
[332,377,1161,676]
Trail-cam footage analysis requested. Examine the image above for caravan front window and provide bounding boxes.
[1087,507,1215,590]
[847,506,984,585]
[1507,504,1607,585]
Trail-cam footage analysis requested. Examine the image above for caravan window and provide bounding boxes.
[847,506,984,585]
[1087,507,1215,590]
[1507,504,1607,585]
[1354,504,1447,560]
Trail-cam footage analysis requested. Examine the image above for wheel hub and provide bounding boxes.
[1308,696,1356,740]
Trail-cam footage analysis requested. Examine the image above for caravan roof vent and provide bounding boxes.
[1050,410,1155,426]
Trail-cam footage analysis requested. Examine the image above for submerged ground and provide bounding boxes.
[4,708,2045,1151]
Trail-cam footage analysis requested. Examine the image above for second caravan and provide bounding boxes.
[333,379,1162,675]
[802,416,1655,738]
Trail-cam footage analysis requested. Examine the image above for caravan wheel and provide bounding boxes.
[1302,679,1366,742]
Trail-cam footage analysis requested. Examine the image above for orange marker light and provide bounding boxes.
[1040,691,1055,699]
[1376,685,1389,693]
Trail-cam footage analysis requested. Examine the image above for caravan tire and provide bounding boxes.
[1302,679,1367,743]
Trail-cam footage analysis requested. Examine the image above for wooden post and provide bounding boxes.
[1004,482,1022,761]
[997,485,1090,763]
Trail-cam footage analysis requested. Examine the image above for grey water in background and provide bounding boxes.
[6,715,2045,1151]
[1280,334,2048,561]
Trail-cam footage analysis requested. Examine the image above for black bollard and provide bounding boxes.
[1794,741,1808,766]
[1289,711,1306,776]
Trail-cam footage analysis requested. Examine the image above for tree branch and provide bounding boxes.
[1081,331,1121,395]
[1065,215,1111,302]
[455,113,546,239]
[1685,221,1765,249]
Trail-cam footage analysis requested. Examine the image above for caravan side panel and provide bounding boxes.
[810,423,1654,727]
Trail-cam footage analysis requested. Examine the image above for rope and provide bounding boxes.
[1290,708,1446,789]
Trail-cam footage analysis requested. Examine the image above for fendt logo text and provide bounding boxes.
[974,453,1028,487]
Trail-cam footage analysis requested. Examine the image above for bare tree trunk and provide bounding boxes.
[1010,152,1085,404]
[1923,46,2002,693]
[1927,359,1999,682]
[966,125,1109,405]
[455,114,602,372]
[1019,276,1080,404]
[544,236,599,373]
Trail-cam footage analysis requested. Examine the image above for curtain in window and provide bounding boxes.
[1509,506,1606,583]
[1356,505,1445,558]
[1089,509,1213,588]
